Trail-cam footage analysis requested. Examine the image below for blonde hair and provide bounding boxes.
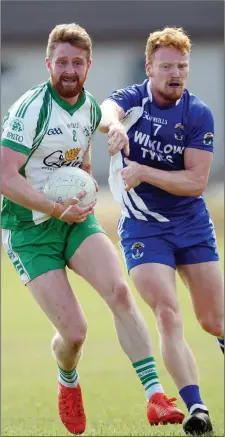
[46,23,92,60]
[145,27,191,63]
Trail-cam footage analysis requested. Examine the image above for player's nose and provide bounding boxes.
[65,63,76,74]
[170,66,180,76]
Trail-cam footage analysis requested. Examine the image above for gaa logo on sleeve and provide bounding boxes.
[203,132,214,146]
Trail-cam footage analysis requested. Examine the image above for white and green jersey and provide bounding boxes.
[1,80,101,230]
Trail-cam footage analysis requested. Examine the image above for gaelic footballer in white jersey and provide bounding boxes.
[2,80,101,229]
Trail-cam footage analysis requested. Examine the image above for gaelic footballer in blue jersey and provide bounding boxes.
[99,26,224,436]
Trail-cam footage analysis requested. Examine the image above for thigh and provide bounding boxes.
[64,213,105,264]
[68,232,125,296]
[130,263,178,311]
[2,220,66,285]
[178,261,224,319]
[120,235,176,273]
[27,268,86,340]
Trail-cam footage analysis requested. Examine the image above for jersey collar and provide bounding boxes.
[47,80,86,115]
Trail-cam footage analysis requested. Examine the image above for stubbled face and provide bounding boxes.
[46,43,91,100]
[146,47,189,105]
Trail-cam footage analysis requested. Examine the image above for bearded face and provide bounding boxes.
[46,42,91,100]
[146,47,189,106]
[51,69,88,98]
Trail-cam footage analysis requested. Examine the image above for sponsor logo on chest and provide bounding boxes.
[133,120,185,164]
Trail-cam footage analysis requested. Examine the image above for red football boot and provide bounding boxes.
[58,382,86,434]
[147,393,185,425]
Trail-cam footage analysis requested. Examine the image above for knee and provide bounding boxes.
[156,306,183,335]
[198,315,224,338]
[106,281,133,313]
[52,321,88,353]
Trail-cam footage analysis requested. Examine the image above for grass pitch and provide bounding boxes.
[2,230,224,436]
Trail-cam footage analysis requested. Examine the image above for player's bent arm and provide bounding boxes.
[1,146,63,217]
[98,100,125,133]
[140,148,213,197]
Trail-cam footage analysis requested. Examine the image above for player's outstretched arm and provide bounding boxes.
[1,146,95,223]
[98,100,125,132]
[98,100,130,156]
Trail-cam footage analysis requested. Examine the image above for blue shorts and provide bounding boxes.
[119,212,219,272]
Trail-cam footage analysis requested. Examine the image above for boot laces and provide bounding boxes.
[152,395,178,408]
[59,389,84,418]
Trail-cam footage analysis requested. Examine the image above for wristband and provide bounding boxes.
[49,202,63,219]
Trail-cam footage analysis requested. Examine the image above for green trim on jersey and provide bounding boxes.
[87,93,102,132]
[32,86,52,149]
[15,84,47,118]
[1,139,30,155]
[47,80,86,115]
[1,86,53,231]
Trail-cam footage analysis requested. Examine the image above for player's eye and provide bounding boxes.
[58,60,67,65]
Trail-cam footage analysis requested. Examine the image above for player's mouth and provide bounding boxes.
[61,78,78,84]
[168,82,182,87]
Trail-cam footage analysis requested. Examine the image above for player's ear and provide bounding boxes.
[145,62,153,78]
[87,59,92,71]
[45,57,51,72]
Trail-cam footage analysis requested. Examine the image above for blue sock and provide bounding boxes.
[179,385,208,415]
[217,338,224,354]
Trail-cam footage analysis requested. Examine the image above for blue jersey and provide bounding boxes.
[108,79,214,235]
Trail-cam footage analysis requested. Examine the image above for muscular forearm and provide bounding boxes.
[141,166,206,197]
[2,172,55,214]
[99,101,123,133]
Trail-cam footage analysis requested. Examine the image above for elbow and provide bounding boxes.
[191,177,208,197]
[1,169,16,196]
[1,171,8,194]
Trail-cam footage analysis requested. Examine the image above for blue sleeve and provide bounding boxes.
[186,106,214,152]
[108,86,139,114]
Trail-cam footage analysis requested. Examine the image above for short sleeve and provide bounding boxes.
[108,86,140,114]
[93,103,102,131]
[89,95,102,132]
[186,106,214,153]
[1,96,40,156]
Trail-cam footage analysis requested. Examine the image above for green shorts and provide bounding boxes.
[2,214,105,285]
